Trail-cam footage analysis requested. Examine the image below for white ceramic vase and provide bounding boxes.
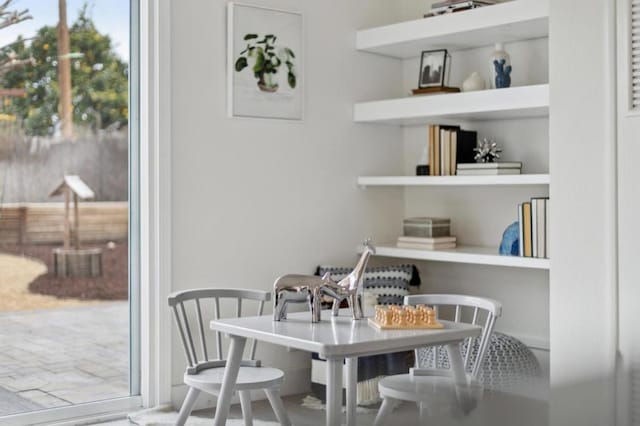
[462,72,486,92]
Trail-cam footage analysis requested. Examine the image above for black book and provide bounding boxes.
[454,129,477,167]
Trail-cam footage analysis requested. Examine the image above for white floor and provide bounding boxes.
[94,391,548,426]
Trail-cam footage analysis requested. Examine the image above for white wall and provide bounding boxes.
[168,0,407,404]
[549,0,617,425]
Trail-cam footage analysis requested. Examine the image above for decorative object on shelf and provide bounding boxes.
[499,221,520,256]
[273,239,376,323]
[227,3,303,120]
[370,305,443,330]
[416,145,429,175]
[424,0,497,17]
[416,165,429,175]
[494,59,512,88]
[403,217,451,238]
[473,138,502,162]
[396,235,456,250]
[457,161,522,175]
[490,43,511,89]
[462,72,486,92]
[411,86,460,95]
[418,49,451,89]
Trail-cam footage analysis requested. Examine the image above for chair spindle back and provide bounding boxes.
[404,294,502,378]
[168,289,269,372]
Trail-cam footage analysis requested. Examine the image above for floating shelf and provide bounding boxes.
[357,174,550,187]
[356,0,549,58]
[354,84,549,125]
[363,244,550,270]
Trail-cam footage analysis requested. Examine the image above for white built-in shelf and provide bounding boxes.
[363,244,550,270]
[356,0,549,58]
[354,84,549,125]
[357,174,550,187]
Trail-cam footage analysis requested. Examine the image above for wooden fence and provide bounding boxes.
[0,202,128,245]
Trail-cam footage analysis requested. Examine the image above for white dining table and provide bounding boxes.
[210,309,481,426]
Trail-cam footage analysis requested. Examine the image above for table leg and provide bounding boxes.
[345,357,357,426]
[326,357,344,426]
[213,335,247,426]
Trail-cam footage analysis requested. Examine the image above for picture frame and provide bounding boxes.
[418,49,449,89]
[227,3,303,120]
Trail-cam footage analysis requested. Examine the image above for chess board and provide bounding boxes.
[369,305,444,330]
[368,317,444,330]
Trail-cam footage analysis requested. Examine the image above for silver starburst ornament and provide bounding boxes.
[474,138,502,163]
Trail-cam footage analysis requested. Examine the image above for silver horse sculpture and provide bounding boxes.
[273,240,376,323]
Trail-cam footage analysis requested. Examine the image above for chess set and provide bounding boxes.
[369,304,444,330]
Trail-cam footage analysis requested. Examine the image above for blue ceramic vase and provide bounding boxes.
[493,59,512,89]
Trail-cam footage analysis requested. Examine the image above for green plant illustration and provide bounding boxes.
[234,33,296,93]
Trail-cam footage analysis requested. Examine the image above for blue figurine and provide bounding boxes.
[499,221,520,256]
[493,59,512,88]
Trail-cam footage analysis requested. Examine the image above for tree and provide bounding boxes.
[58,0,73,140]
[0,3,128,137]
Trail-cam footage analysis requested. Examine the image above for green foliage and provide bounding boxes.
[0,4,128,136]
[234,33,296,91]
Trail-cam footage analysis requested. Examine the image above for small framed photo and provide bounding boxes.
[418,49,449,88]
[227,3,303,120]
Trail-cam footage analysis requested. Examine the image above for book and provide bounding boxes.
[396,241,457,250]
[456,169,521,176]
[531,198,548,258]
[545,199,550,258]
[428,126,435,176]
[531,199,538,257]
[443,129,451,176]
[518,204,524,256]
[429,124,460,175]
[397,236,456,244]
[453,130,477,167]
[522,202,532,257]
[450,131,457,175]
[457,162,523,170]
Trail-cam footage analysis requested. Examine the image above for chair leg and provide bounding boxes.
[265,388,292,426]
[374,397,400,426]
[238,391,254,426]
[176,387,200,426]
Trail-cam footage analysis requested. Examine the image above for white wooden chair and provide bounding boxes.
[168,288,291,426]
[374,294,502,426]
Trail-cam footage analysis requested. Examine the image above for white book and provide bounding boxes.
[457,162,523,170]
[456,169,521,176]
[518,204,524,257]
[397,242,457,250]
[398,236,456,244]
[545,199,550,258]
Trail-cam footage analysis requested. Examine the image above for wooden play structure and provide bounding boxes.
[49,176,103,277]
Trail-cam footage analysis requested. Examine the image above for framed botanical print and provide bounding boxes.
[227,3,303,120]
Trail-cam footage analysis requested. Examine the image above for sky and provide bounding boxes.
[0,0,130,61]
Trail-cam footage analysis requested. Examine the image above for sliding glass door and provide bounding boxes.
[0,0,140,423]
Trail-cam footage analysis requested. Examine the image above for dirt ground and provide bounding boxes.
[0,242,128,312]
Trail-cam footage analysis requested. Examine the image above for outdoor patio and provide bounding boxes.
[0,302,129,416]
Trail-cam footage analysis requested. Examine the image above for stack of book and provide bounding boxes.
[457,162,522,176]
[428,124,477,176]
[518,197,550,258]
[396,235,457,250]
[425,0,497,17]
